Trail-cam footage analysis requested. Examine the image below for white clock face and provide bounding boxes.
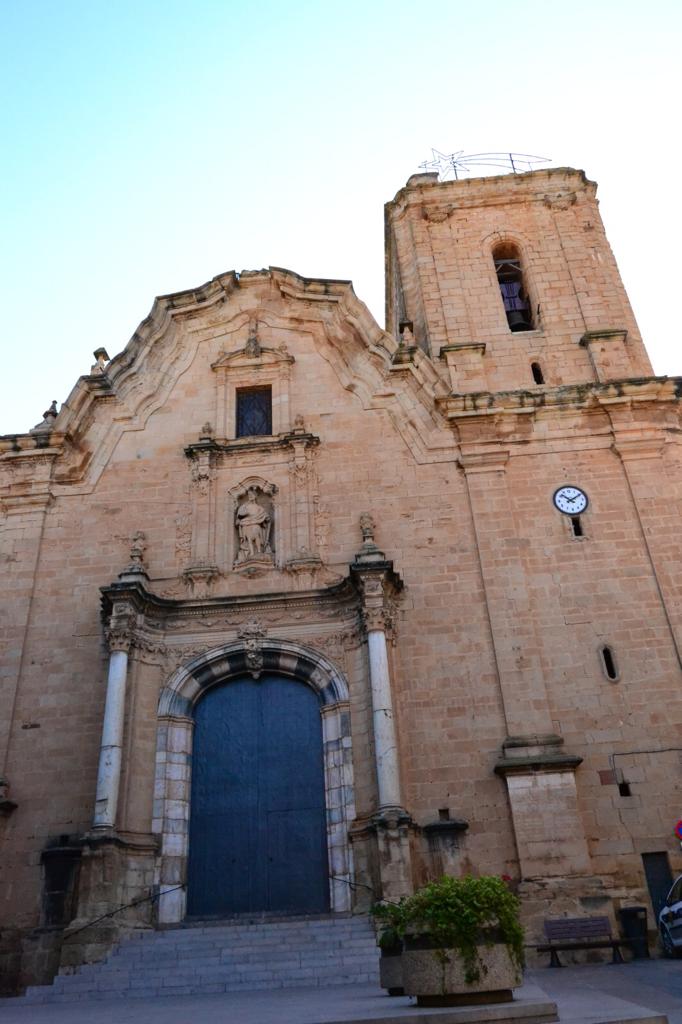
[553,485,588,515]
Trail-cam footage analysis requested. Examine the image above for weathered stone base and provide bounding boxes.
[58,832,157,973]
[402,943,522,1003]
[0,927,64,996]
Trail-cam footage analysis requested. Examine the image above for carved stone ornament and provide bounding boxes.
[117,530,149,581]
[237,618,267,678]
[30,400,58,434]
[359,512,375,544]
[355,511,386,565]
[105,601,136,652]
[543,191,577,211]
[90,347,110,375]
[354,566,400,641]
[182,565,220,598]
[244,319,261,358]
[105,625,134,653]
[191,451,213,497]
[234,482,277,568]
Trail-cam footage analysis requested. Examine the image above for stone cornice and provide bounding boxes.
[387,167,594,222]
[101,575,360,631]
[0,435,67,457]
[459,450,510,474]
[580,329,628,347]
[439,342,487,358]
[438,376,682,422]
[184,431,320,460]
[494,752,583,777]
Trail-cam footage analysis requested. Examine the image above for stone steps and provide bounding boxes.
[22,914,380,1003]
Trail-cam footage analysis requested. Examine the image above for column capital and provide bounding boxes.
[105,632,132,653]
[105,599,137,654]
[350,513,403,638]
[351,569,402,638]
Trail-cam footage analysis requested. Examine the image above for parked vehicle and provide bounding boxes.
[658,876,682,956]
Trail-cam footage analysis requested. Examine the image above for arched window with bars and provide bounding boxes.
[493,242,534,332]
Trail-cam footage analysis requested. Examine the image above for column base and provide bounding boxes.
[371,808,416,902]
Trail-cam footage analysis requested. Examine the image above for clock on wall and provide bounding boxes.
[553,485,588,515]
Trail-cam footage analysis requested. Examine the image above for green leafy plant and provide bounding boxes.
[370,899,407,951]
[399,875,524,985]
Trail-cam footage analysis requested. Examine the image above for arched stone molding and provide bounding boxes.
[154,639,355,924]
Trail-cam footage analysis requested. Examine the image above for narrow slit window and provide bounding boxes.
[493,243,533,332]
[601,645,618,680]
[618,781,632,797]
[531,362,544,385]
[570,516,583,537]
[236,386,272,438]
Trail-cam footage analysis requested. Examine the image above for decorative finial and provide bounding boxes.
[360,512,376,545]
[119,531,149,581]
[30,400,58,434]
[91,348,110,375]
[399,321,415,347]
[353,511,386,565]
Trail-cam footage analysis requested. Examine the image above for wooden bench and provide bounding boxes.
[536,916,626,967]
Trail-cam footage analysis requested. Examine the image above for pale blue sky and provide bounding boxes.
[1,0,680,433]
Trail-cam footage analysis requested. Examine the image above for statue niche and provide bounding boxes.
[233,480,277,569]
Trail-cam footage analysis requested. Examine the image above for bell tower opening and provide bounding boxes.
[493,242,534,333]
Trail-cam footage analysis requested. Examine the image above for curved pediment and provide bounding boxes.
[0,265,455,499]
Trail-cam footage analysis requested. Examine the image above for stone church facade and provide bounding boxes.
[2,166,682,991]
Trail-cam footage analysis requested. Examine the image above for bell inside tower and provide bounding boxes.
[493,243,533,332]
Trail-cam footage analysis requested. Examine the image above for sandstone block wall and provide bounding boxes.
[1,168,681,990]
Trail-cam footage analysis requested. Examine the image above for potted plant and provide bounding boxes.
[371,899,406,996]
[399,875,524,1007]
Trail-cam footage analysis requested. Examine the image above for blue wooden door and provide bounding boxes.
[187,675,329,917]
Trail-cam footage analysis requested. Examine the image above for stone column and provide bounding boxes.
[366,617,402,811]
[351,515,413,900]
[92,638,130,830]
[92,579,139,832]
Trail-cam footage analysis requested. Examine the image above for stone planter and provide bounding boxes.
[379,944,404,996]
[402,938,521,1007]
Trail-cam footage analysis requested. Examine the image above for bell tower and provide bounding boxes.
[385,167,653,393]
[386,166,682,926]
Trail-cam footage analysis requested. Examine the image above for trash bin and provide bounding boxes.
[618,906,649,959]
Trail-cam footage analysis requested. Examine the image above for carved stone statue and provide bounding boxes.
[236,488,272,560]
[359,512,376,544]
[129,531,147,567]
[119,530,149,580]
[244,319,261,358]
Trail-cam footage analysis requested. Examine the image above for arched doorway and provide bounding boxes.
[154,639,356,924]
[186,674,329,917]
